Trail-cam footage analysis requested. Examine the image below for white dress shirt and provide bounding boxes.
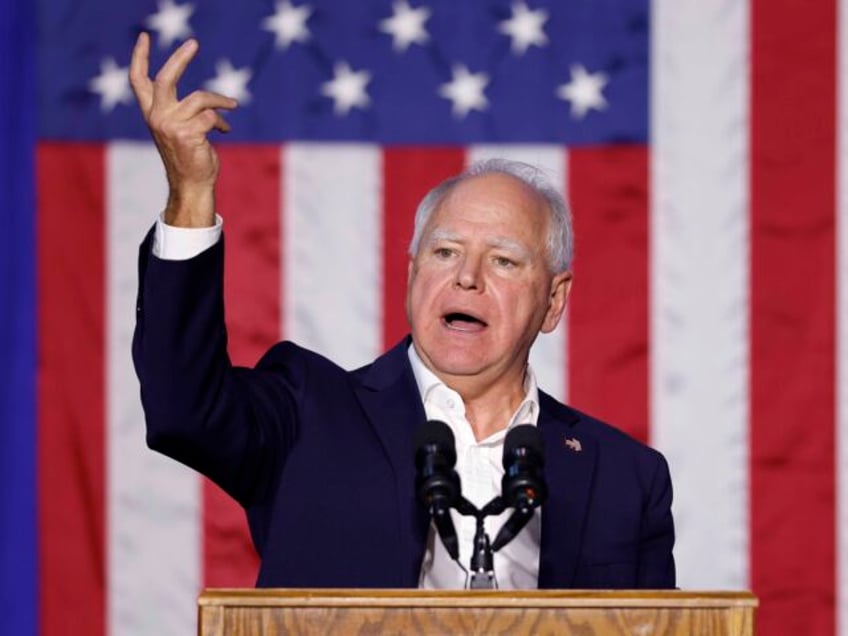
[155,217,542,589]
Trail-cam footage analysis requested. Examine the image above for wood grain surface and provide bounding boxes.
[198,589,757,635]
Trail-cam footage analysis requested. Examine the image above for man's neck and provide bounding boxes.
[407,344,534,441]
[462,390,526,441]
[437,368,529,442]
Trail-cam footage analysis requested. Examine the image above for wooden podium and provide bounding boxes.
[198,589,757,635]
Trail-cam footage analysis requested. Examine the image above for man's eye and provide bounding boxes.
[494,256,516,268]
[434,248,454,258]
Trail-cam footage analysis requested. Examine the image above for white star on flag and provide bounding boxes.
[262,0,312,49]
[321,61,372,115]
[438,64,490,118]
[145,0,194,48]
[204,59,252,103]
[379,0,431,53]
[498,1,549,55]
[556,63,608,119]
[89,58,132,112]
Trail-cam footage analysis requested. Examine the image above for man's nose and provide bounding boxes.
[455,255,482,290]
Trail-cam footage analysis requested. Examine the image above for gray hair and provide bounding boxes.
[407,158,574,273]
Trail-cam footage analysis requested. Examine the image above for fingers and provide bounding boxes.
[161,108,231,141]
[188,109,232,135]
[153,38,199,105]
[134,35,236,140]
[190,110,232,134]
[169,91,237,135]
[129,32,154,113]
[177,90,238,119]
[212,112,232,134]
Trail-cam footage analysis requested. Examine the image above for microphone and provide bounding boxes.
[414,420,461,561]
[491,424,547,552]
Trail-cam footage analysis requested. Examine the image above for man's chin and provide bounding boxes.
[423,353,490,380]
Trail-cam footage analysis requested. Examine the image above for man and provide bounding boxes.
[130,33,675,589]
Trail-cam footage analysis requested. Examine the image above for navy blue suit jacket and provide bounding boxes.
[133,234,675,589]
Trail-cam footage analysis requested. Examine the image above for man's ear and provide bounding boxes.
[540,270,572,334]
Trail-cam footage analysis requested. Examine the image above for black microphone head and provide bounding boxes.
[501,424,547,509]
[414,419,460,507]
[414,420,457,467]
[413,420,462,561]
[503,424,544,467]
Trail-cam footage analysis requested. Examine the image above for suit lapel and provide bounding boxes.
[537,394,597,588]
[353,338,431,585]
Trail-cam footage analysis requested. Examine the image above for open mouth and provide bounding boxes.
[443,312,488,331]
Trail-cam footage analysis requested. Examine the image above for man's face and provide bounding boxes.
[406,173,571,390]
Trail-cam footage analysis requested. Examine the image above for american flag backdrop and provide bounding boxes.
[1,0,848,634]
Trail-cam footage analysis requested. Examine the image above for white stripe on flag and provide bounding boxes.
[651,1,750,589]
[107,143,200,636]
[466,145,568,403]
[837,0,848,632]
[283,144,382,368]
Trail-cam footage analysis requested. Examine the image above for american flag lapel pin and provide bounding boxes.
[564,437,582,453]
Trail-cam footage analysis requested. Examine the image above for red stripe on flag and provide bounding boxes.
[37,143,105,636]
[567,146,650,443]
[382,147,466,350]
[202,145,281,587]
[750,2,837,634]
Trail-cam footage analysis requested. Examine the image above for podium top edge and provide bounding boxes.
[198,589,758,609]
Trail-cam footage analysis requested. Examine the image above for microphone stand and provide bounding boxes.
[468,516,495,589]
[454,494,542,589]
[454,496,507,589]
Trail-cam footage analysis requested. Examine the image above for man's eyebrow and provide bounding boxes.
[425,229,462,244]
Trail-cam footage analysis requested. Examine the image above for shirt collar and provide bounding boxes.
[407,343,541,439]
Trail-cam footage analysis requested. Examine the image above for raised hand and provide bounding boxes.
[129,32,238,227]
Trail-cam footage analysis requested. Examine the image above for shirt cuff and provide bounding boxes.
[153,213,223,260]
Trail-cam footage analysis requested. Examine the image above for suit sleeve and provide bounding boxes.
[132,229,297,507]
[637,451,677,588]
